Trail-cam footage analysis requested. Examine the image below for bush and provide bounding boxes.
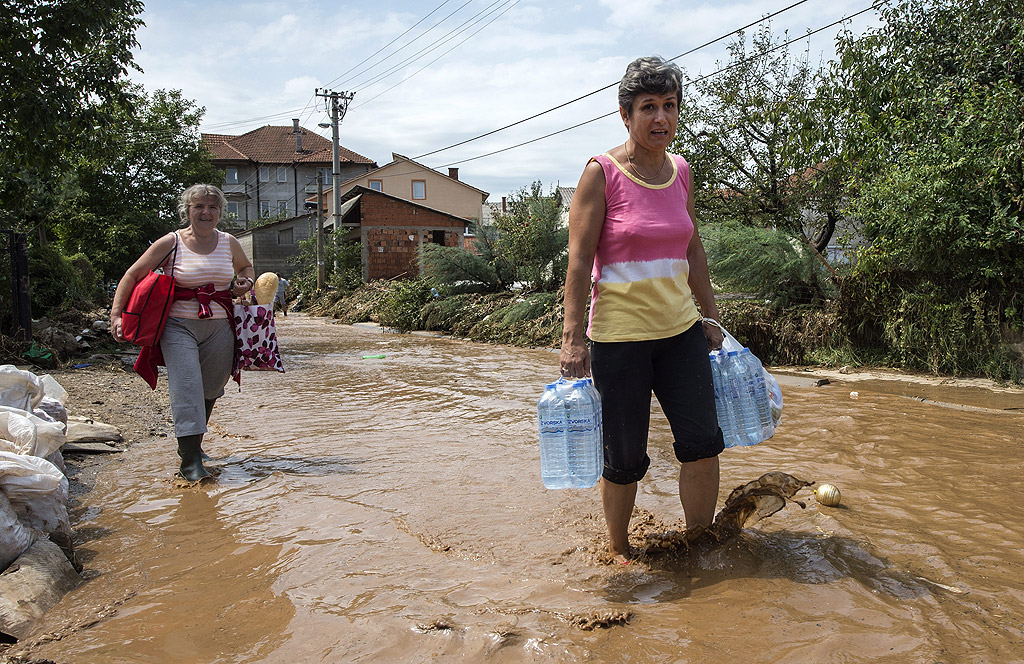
[376,279,433,332]
[68,252,105,302]
[27,244,89,316]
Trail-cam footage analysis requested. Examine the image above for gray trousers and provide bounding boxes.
[159,317,234,437]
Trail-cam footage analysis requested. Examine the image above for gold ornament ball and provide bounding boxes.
[815,483,842,507]
[253,272,279,305]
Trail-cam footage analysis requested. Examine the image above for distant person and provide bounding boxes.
[275,277,290,316]
[110,184,254,481]
[560,56,724,563]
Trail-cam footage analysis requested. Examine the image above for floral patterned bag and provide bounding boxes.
[232,301,284,373]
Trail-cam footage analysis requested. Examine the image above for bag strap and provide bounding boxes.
[155,232,179,276]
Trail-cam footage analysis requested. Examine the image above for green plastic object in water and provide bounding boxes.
[362,354,386,359]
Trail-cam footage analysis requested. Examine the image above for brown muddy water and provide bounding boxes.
[20,315,1024,663]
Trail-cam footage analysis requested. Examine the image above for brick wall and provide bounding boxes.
[360,194,465,281]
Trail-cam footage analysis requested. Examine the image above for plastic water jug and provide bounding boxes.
[710,351,761,447]
[537,378,602,489]
[739,348,774,441]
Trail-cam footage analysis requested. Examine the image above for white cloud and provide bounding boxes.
[131,0,882,199]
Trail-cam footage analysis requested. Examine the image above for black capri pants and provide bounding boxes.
[591,321,724,485]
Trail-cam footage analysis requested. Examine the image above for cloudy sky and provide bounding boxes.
[130,0,881,201]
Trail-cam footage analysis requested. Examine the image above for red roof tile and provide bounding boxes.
[200,125,375,166]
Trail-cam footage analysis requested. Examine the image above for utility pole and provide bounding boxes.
[315,88,354,269]
[316,175,325,290]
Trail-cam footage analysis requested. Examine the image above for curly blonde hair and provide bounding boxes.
[177,184,228,226]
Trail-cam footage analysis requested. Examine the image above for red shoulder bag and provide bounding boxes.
[121,234,178,347]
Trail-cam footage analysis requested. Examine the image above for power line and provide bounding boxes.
[347,0,513,92]
[326,0,474,90]
[413,0,814,160]
[351,0,522,110]
[430,1,885,169]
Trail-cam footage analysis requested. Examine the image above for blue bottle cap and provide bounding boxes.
[727,350,738,356]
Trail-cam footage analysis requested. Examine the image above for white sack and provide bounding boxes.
[0,451,69,537]
[38,374,67,404]
[0,491,40,572]
[0,365,44,411]
[35,398,68,427]
[0,406,66,458]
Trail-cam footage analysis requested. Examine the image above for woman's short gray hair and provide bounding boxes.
[177,184,227,225]
[618,56,682,116]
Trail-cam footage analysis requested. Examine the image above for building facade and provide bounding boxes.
[202,120,376,227]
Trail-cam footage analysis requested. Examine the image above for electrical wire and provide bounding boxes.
[351,0,522,110]
[412,0,815,160]
[430,0,885,169]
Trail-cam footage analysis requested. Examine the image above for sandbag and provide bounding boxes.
[35,398,68,428]
[0,538,80,640]
[0,365,44,412]
[0,406,66,458]
[0,491,39,572]
[0,451,69,537]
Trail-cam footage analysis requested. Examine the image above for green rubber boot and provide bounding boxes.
[177,434,212,482]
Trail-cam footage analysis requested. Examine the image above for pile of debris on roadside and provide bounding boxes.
[0,365,123,643]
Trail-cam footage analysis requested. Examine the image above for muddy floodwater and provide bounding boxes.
[21,315,1024,662]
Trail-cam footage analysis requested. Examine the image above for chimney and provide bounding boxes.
[501,196,507,213]
[448,167,459,180]
[292,118,302,152]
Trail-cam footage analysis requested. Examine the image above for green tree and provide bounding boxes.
[0,0,144,234]
[671,24,843,252]
[828,0,1023,377]
[47,86,222,281]
[419,181,567,293]
[490,181,567,291]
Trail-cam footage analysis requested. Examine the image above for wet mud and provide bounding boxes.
[9,315,1024,663]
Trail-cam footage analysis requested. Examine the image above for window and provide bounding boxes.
[225,168,238,184]
[225,202,239,218]
[260,167,270,182]
[278,200,289,214]
[260,200,271,216]
[277,167,287,183]
[431,230,446,245]
[369,179,383,192]
[317,167,333,184]
[278,228,293,245]
[412,180,426,200]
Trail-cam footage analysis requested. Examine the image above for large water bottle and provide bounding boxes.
[563,379,602,488]
[709,352,739,446]
[580,377,604,448]
[536,378,602,489]
[739,348,774,441]
[724,350,762,446]
[537,382,571,489]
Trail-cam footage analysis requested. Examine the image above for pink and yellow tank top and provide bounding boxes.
[587,152,700,342]
[167,230,235,319]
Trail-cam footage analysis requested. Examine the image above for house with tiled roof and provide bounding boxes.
[315,153,489,227]
[202,120,376,226]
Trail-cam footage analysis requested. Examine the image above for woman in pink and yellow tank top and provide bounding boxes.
[110,185,255,482]
[561,57,725,563]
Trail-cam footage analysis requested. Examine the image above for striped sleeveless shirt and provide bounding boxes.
[587,152,700,342]
[167,230,236,319]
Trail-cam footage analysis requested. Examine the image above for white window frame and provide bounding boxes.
[225,168,238,184]
[412,179,426,200]
[225,202,239,218]
[260,167,270,182]
[260,200,271,216]
[277,200,288,214]
[369,179,383,192]
[277,166,287,183]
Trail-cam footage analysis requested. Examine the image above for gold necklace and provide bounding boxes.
[625,145,666,182]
